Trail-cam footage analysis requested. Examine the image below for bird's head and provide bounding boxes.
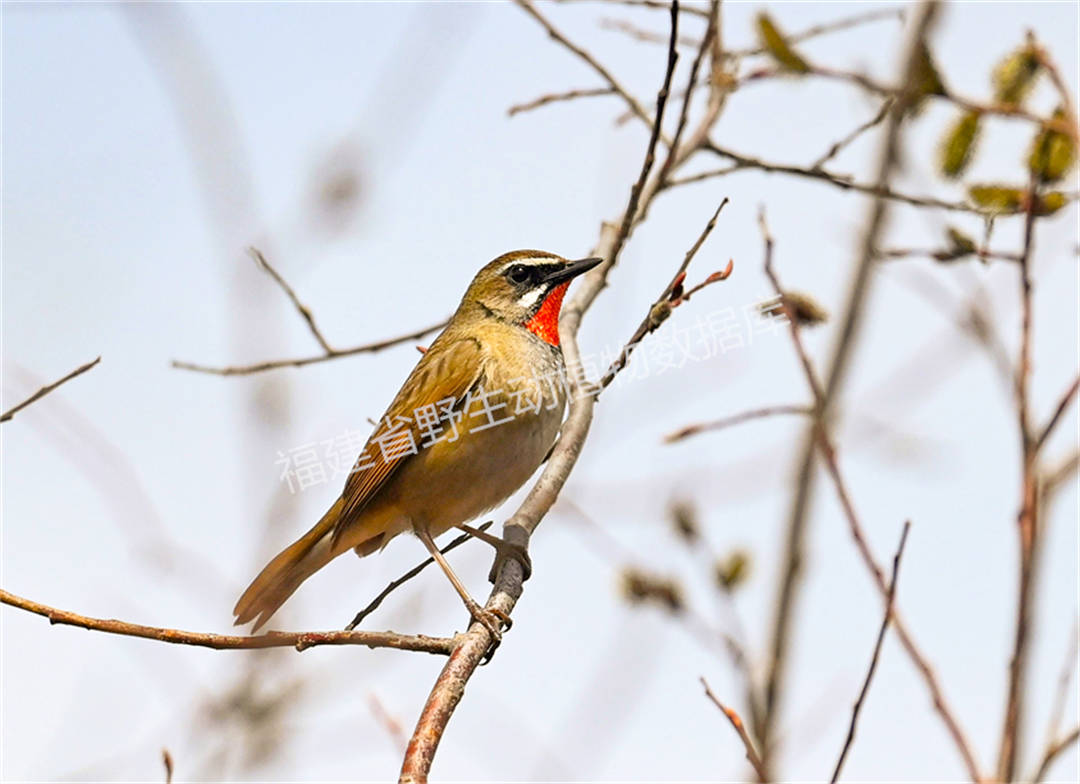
[459,251,603,346]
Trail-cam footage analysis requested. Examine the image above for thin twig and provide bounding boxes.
[345,522,493,630]
[656,8,715,187]
[0,357,101,423]
[606,0,680,268]
[1044,616,1079,748]
[736,63,1077,141]
[687,144,990,214]
[514,0,665,136]
[701,677,767,781]
[171,319,446,376]
[879,246,1023,264]
[762,209,985,783]
[760,7,941,770]
[600,199,729,390]
[1034,374,1080,453]
[997,170,1043,784]
[665,404,813,443]
[728,7,905,57]
[554,0,709,19]
[508,86,615,116]
[1030,726,1080,784]
[0,589,457,655]
[830,521,911,783]
[810,99,893,170]
[161,749,173,784]
[248,247,334,353]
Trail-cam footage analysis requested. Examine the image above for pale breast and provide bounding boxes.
[375,331,567,537]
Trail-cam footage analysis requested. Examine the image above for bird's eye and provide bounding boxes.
[507,265,531,285]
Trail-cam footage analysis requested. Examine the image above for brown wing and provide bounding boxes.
[332,335,484,543]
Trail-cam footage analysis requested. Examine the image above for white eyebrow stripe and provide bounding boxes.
[498,256,561,274]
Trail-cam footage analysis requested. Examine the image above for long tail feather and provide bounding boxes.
[233,497,344,631]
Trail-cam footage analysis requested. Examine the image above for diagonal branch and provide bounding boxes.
[0,589,457,656]
[248,247,334,353]
[345,522,493,630]
[761,208,985,783]
[701,677,767,781]
[830,521,911,783]
[1,357,101,423]
[759,8,942,774]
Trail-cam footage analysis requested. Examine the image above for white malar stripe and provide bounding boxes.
[516,287,545,310]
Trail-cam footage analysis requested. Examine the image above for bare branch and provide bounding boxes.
[996,169,1043,783]
[514,0,665,135]
[1045,617,1079,748]
[728,7,905,57]
[606,1,680,267]
[0,589,457,655]
[701,677,767,781]
[665,404,813,443]
[1,356,101,424]
[600,199,730,390]
[810,99,893,171]
[830,521,911,783]
[1034,374,1080,454]
[760,7,942,768]
[508,86,615,116]
[1030,726,1080,784]
[248,247,334,353]
[171,319,447,376]
[345,522,493,630]
[689,144,991,214]
[555,0,709,19]
[736,63,1077,142]
[762,209,986,783]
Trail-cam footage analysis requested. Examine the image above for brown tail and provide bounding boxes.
[233,497,345,632]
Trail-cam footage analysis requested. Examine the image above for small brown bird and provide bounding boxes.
[234,251,602,635]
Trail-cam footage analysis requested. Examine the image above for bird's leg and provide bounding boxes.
[454,522,533,583]
[414,528,510,642]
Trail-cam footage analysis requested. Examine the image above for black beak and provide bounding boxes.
[543,256,604,285]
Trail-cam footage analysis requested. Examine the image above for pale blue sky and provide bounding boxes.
[2,2,1078,782]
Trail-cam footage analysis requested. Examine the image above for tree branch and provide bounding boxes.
[248,247,335,353]
[701,676,767,781]
[507,86,615,117]
[1030,726,1080,784]
[665,404,813,443]
[1,357,101,423]
[171,319,446,376]
[830,521,911,783]
[0,589,457,655]
[759,8,941,773]
[345,522,493,631]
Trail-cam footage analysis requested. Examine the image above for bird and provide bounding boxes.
[234,250,602,637]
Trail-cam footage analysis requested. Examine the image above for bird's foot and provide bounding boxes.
[466,602,512,664]
[454,523,532,583]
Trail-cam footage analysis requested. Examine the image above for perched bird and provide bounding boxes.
[234,251,602,635]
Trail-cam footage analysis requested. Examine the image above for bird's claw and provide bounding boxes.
[470,605,512,664]
[487,540,532,583]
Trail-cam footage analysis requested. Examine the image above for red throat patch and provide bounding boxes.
[524,282,570,347]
